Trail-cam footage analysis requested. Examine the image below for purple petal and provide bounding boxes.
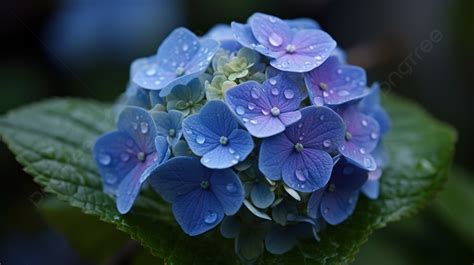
[172,189,224,236]
[248,13,292,55]
[210,169,245,215]
[305,56,367,105]
[263,74,302,112]
[117,107,157,153]
[231,22,278,57]
[361,179,380,199]
[281,149,333,192]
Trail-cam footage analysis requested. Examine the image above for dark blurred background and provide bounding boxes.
[1,0,473,264]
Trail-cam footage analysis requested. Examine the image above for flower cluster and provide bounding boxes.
[94,13,391,262]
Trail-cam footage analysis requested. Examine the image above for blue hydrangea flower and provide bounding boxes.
[204,24,242,52]
[231,13,336,73]
[166,78,205,116]
[305,56,368,106]
[132,27,219,96]
[182,100,254,169]
[307,159,368,225]
[149,156,245,236]
[93,107,169,214]
[150,110,183,147]
[225,74,303,138]
[259,106,345,192]
[338,104,380,171]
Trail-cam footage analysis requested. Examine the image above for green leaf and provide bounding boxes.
[0,96,456,264]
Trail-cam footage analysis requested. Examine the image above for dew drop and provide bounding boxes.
[323,208,329,214]
[182,44,189,51]
[338,90,350,97]
[319,115,325,121]
[313,97,324,106]
[323,139,331,148]
[360,148,366,154]
[261,109,270,115]
[268,33,283,47]
[364,158,372,168]
[248,102,256,110]
[184,127,193,135]
[98,153,111,165]
[203,158,210,163]
[284,89,294,99]
[370,132,378,140]
[323,91,329,97]
[105,173,117,184]
[295,169,307,181]
[120,153,130,162]
[251,87,260,99]
[146,68,156,76]
[250,119,258,125]
[140,122,149,134]
[361,120,368,126]
[269,78,277,85]
[231,159,239,164]
[236,106,245,115]
[132,122,138,130]
[229,148,235,154]
[196,135,206,144]
[271,87,279,96]
[226,183,237,193]
[315,55,322,61]
[242,118,249,123]
[298,123,303,128]
[337,69,343,74]
[204,212,218,224]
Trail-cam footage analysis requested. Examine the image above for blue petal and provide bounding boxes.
[148,157,207,203]
[285,18,321,30]
[359,83,391,134]
[320,190,359,225]
[156,28,202,71]
[305,56,367,106]
[339,106,380,170]
[150,110,183,146]
[282,149,333,192]
[124,83,151,109]
[201,129,254,169]
[250,182,275,209]
[117,106,157,153]
[172,188,224,236]
[182,114,220,157]
[171,140,196,157]
[271,29,336,73]
[204,24,242,52]
[220,215,241,239]
[307,188,325,219]
[93,131,138,194]
[248,13,292,56]
[210,168,245,215]
[361,179,380,199]
[264,225,298,255]
[116,168,142,214]
[331,159,369,191]
[259,133,294,180]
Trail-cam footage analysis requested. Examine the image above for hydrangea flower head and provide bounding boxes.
[231,13,336,73]
[96,12,393,261]
[225,74,303,138]
[93,107,169,214]
[132,28,219,96]
[259,106,345,192]
[149,157,244,235]
[182,100,254,169]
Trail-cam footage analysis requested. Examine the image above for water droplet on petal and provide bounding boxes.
[268,33,283,47]
[140,122,149,134]
[361,120,368,126]
[261,109,270,115]
[182,44,189,51]
[313,97,324,106]
[196,135,206,144]
[295,169,307,182]
[360,148,366,154]
[364,158,372,168]
[284,89,294,99]
[251,87,260,99]
[120,153,130,162]
[236,106,245,115]
[271,87,279,96]
[248,102,256,110]
[226,183,237,193]
[338,90,350,97]
[323,208,329,214]
[337,69,343,74]
[132,122,138,130]
[298,123,303,128]
[323,91,329,97]
[315,55,322,61]
[250,120,258,125]
[323,140,331,148]
[146,68,156,76]
[98,153,111,165]
[269,78,277,85]
[370,132,379,140]
[319,115,325,121]
[204,212,218,224]
[242,118,249,123]
[231,159,239,164]
[105,173,117,184]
